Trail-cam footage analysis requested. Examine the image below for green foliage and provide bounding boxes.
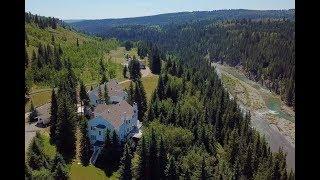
[166,156,177,180]
[80,120,93,166]
[49,89,58,144]
[27,132,51,170]
[124,41,133,51]
[25,18,120,89]
[128,58,141,81]
[119,144,133,180]
[150,45,161,74]
[32,168,54,179]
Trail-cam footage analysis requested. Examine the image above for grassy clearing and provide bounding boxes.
[106,47,149,65]
[121,75,159,103]
[25,90,52,112]
[70,163,107,180]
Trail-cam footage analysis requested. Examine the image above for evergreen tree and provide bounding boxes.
[29,101,38,123]
[136,136,148,179]
[101,73,108,84]
[97,129,111,169]
[150,45,161,74]
[134,80,147,121]
[200,157,208,180]
[80,121,92,166]
[124,41,133,51]
[25,48,29,68]
[110,130,121,169]
[98,84,103,100]
[49,89,58,144]
[119,144,133,180]
[31,49,37,69]
[25,162,32,180]
[77,38,79,47]
[55,95,77,163]
[158,136,167,179]
[79,81,89,106]
[26,32,30,47]
[104,83,110,104]
[51,34,55,45]
[166,156,177,180]
[123,65,128,78]
[128,58,141,81]
[149,129,159,179]
[52,153,69,180]
[27,133,50,170]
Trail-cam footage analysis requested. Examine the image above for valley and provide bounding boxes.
[213,62,295,171]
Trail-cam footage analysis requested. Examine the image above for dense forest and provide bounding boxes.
[69,9,294,35]
[85,18,295,108]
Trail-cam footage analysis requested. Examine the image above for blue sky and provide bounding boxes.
[25,0,295,20]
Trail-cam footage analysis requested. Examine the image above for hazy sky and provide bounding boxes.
[25,0,295,20]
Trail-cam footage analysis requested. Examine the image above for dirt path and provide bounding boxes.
[212,62,295,171]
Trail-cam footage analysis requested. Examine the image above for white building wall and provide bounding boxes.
[87,116,115,143]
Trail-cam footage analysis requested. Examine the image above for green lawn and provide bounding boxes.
[70,163,107,180]
[121,75,159,103]
[25,90,52,112]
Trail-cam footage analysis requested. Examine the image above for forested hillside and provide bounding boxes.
[69,9,294,35]
[122,56,294,179]
[25,12,121,95]
[81,17,295,108]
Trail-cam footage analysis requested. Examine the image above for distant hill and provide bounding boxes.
[68,9,295,34]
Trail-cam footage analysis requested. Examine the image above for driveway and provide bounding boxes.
[25,103,51,153]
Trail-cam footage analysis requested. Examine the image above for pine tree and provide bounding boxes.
[80,81,89,106]
[25,48,29,68]
[104,83,110,104]
[119,144,132,180]
[150,45,161,74]
[52,153,69,180]
[158,136,167,179]
[55,95,77,163]
[136,136,148,179]
[49,89,58,144]
[27,133,50,170]
[51,34,55,45]
[134,80,147,121]
[98,84,103,101]
[149,128,159,179]
[31,49,37,69]
[200,157,208,180]
[101,73,108,84]
[97,129,111,168]
[26,32,30,47]
[123,65,128,78]
[128,58,141,81]
[25,162,32,180]
[77,38,79,47]
[111,130,121,168]
[80,121,92,166]
[166,156,177,180]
